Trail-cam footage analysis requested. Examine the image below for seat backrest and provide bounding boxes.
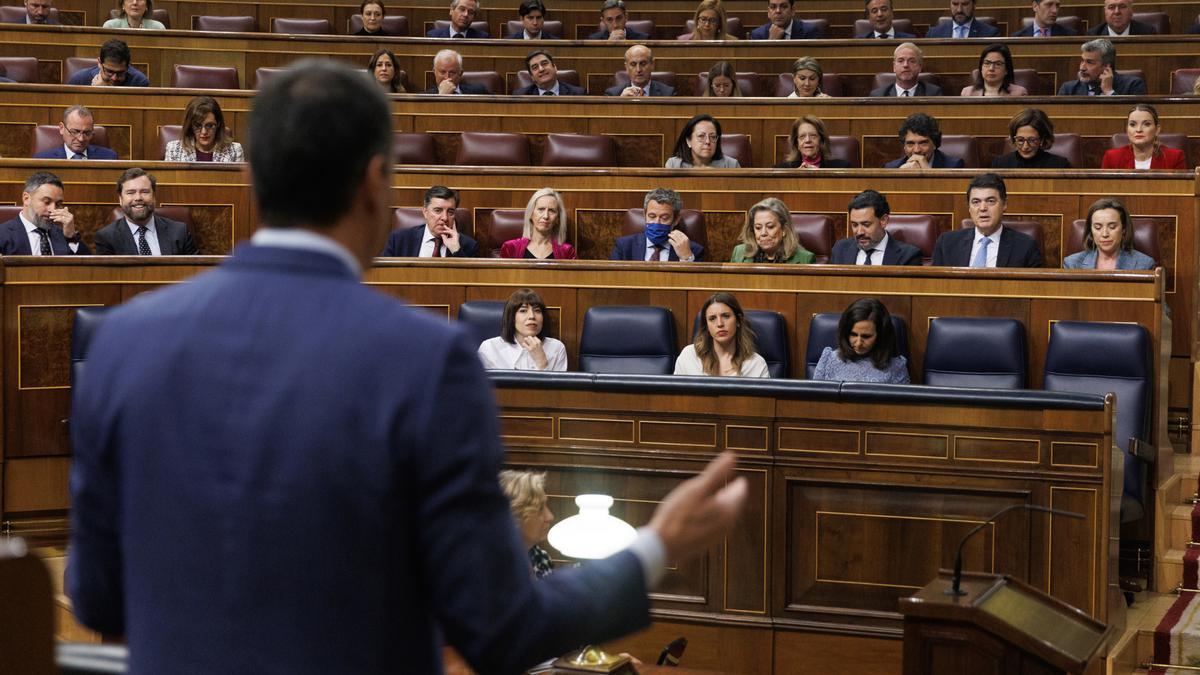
[720,133,752,167]
[157,124,182,160]
[254,67,288,88]
[1171,68,1200,95]
[64,57,97,84]
[623,209,707,249]
[696,71,763,97]
[504,19,562,37]
[613,70,677,89]
[514,69,581,90]
[624,19,654,34]
[789,213,834,263]
[1133,11,1169,34]
[1111,132,1187,153]
[853,18,913,34]
[271,17,331,34]
[579,305,676,375]
[393,207,471,233]
[0,57,39,83]
[456,70,500,94]
[1002,133,1080,168]
[885,214,937,264]
[871,71,941,92]
[923,317,1026,388]
[1066,217,1160,262]
[542,133,615,167]
[32,125,110,155]
[481,209,525,257]
[938,135,978,168]
[0,205,20,222]
[72,306,110,386]
[195,14,257,31]
[456,300,506,347]
[828,135,861,167]
[393,131,436,164]
[773,72,843,97]
[455,131,531,166]
[349,14,409,35]
[171,64,239,89]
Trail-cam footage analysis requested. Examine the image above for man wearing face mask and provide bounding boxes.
[610,187,704,262]
[0,171,89,255]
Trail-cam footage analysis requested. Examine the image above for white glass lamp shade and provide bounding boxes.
[546,494,637,560]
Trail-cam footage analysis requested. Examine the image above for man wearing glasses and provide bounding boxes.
[33,105,117,160]
[67,39,150,87]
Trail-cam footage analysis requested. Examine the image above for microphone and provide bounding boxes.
[656,636,687,666]
[946,503,1084,597]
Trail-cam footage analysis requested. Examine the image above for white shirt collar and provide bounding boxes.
[125,215,156,235]
[896,82,918,96]
[538,81,561,95]
[523,30,540,39]
[19,211,38,233]
[63,144,85,159]
[975,226,1003,245]
[250,227,362,276]
[1106,24,1130,36]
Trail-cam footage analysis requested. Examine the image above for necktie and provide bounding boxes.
[862,249,875,265]
[954,24,966,38]
[877,32,887,38]
[971,237,990,268]
[431,237,442,257]
[71,153,85,160]
[901,89,910,96]
[36,229,51,255]
[452,33,464,38]
[650,244,663,261]
[1036,27,1046,37]
[137,226,152,255]
[542,89,554,95]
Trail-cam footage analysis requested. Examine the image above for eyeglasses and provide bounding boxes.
[1012,136,1041,147]
[64,127,94,138]
[100,64,127,80]
[696,15,719,24]
[192,122,219,132]
[981,59,1006,69]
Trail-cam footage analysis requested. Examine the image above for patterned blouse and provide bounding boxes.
[812,347,909,384]
[530,545,553,578]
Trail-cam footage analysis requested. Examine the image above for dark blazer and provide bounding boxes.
[1088,19,1156,35]
[1011,22,1077,36]
[869,81,943,97]
[353,27,394,36]
[586,26,649,40]
[94,216,198,255]
[855,28,915,38]
[67,243,650,673]
[830,237,922,265]
[1057,73,1146,95]
[422,81,489,94]
[1101,144,1188,170]
[610,232,704,261]
[775,156,851,168]
[425,25,490,38]
[4,14,58,23]
[33,144,118,160]
[925,18,999,37]
[884,149,964,168]
[67,65,149,86]
[932,226,1043,267]
[0,216,90,255]
[749,18,823,39]
[603,79,675,96]
[514,81,586,95]
[991,150,1072,169]
[503,30,559,39]
[380,225,478,257]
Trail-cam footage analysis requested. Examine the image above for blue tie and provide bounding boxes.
[955,24,966,38]
[971,237,990,268]
[71,153,85,160]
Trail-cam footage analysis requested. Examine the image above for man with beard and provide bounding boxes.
[830,190,922,265]
[0,171,88,254]
[94,168,198,255]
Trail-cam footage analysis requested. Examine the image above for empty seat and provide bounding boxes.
[254,67,287,88]
[1066,218,1160,262]
[0,57,39,83]
[681,16,744,38]
[481,209,525,256]
[0,5,57,22]
[32,125,110,155]
[171,64,239,89]
[938,135,978,168]
[393,132,436,164]
[349,14,409,35]
[721,133,752,167]
[923,317,1026,388]
[579,305,676,375]
[1001,132,1081,168]
[1133,11,1170,35]
[789,213,834,263]
[194,15,257,32]
[853,18,913,35]
[612,70,677,90]
[515,69,580,91]
[1110,132,1187,153]
[805,312,909,378]
[774,72,844,97]
[696,71,763,97]
[271,17,332,34]
[690,309,790,377]
[1019,15,1080,32]
[828,135,861,168]
[505,19,562,37]
[885,214,937,265]
[392,207,471,233]
[64,57,98,84]
[456,301,506,347]
[1171,68,1200,95]
[623,19,655,35]
[157,125,182,160]
[541,133,615,167]
[623,209,707,249]
[455,132,531,166]
[871,71,941,93]
[459,71,503,94]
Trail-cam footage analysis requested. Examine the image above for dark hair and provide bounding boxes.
[836,298,898,369]
[368,48,404,93]
[24,171,63,194]
[693,292,758,376]
[1127,103,1162,152]
[703,61,742,97]
[359,0,385,13]
[898,112,941,147]
[524,49,554,72]
[249,59,392,229]
[424,185,459,208]
[671,114,725,165]
[1008,108,1055,148]
[500,288,548,344]
[181,95,234,152]
[116,167,156,193]
[848,189,889,218]
[98,38,131,65]
[966,172,1007,202]
[972,43,1014,92]
[785,114,830,165]
[1084,197,1135,253]
[519,0,546,16]
[599,0,625,13]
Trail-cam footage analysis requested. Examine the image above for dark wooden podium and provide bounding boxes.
[898,571,1109,675]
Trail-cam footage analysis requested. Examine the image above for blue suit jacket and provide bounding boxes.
[1057,73,1147,96]
[830,237,923,265]
[855,28,915,38]
[925,18,1000,37]
[379,224,478,257]
[0,216,90,254]
[33,144,118,160]
[611,232,704,261]
[1011,22,1077,36]
[749,19,823,39]
[932,226,1044,267]
[425,25,490,38]
[884,149,964,168]
[603,79,675,96]
[67,244,650,674]
[67,65,150,86]
[514,81,587,95]
[586,27,649,40]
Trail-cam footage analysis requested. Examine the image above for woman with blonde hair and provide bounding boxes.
[675,292,769,377]
[164,96,244,162]
[680,0,737,40]
[788,57,830,98]
[498,470,555,577]
[500,187,576,259]
[730,197,814,263]
[1101,103,1187,170]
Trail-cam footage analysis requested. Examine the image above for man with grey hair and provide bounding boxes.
[1057,38,1146,95]
[425,0,490,37]
[1088,0,1157,35]
[4,0,58,24]
[0,171,87,254]
[869,42,942,96]
[587,0,648,40]
[424,49,488,94]
[33,105,117,159]
[610,187,704,261]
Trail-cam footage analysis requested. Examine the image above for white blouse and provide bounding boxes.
[673,345,770,377]
[477,336,568,371]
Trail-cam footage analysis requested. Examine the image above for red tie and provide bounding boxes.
[432,238,442,257]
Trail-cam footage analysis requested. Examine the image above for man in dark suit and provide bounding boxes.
[1011,0,1078,35]
[831,190,923,265]
[933,173,1043,268]
[94,168,198,255]
[68,59,748,675]
[66,39,150,87]
[604,44,675,96]
[884,113,964,168]
[1056,38,1146,95]
[505,0,558,38]
[587,0,649,40]
[925,0,1000,37]
[858,0,914,38]
[869,42,943,97]
[1089,0,1157,35]
[749,0,823,39]
[423,49,489,94]
[0,171,89,255]
[515,49,586,95]
[425,0,490,37]
[611,187,704,261]
[380,185,478,257]
[33,105,118,160]
[6,0,57,24]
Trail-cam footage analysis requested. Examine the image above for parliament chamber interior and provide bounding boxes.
[2,0,1200,671]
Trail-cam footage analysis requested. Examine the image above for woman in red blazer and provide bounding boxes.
[1101,104,1188,170]
[499,187,578,260]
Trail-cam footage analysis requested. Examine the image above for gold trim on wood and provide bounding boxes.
[1048,486,1099,616]
[17,303,104,390]
[864,430,950,460]
[638,420,717,448]
[725,424,768,452]
[952,434,1041,464]
[1050,441,1099,468]
[499,414,555,440]
[777,426,859,455]
[723,467,768,614]
[557,416,635,444]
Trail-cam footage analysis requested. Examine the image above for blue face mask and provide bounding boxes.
[645,222,672,246]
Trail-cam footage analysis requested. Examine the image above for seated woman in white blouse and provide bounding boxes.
[674,292,769,378]
[477,288,568,371]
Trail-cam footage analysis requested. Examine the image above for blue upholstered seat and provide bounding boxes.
[922,317,1026,389]
[71,306,110,389]
[579,306,676,375]
[457,301,506,349]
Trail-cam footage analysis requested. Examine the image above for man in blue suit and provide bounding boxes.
[925,0,1000,37]
[857,0,914,38]
[425,0,490,37]
[515,50,586,95]
[883,113,965,168]
[379,185,478,257]
[33,105,117,160]
[604,44,675,96]
[587,0,649,40]
[67,59,747,675]
[932,173,1043,267]
[0,171,89,254]
[1011,0,1078,35]
[1056,39,1146,95]
[830,190,923,265]
[749,0,823,38]
[611,187,704,261]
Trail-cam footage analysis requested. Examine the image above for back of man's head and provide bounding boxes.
[249,59,392,229]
